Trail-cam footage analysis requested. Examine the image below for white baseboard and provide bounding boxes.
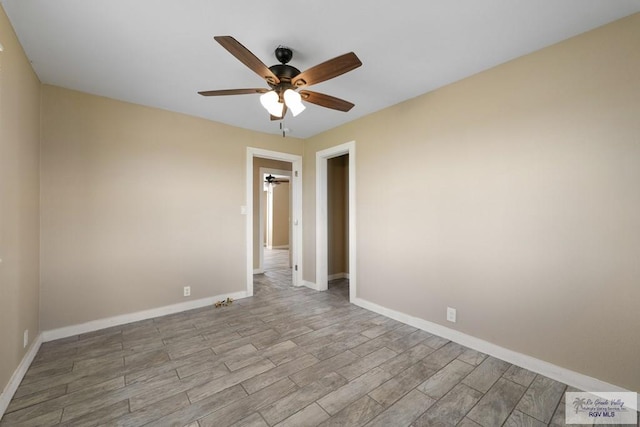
[0,333,43,420]
[253,269,264,274]
[271,245,289,249]
[42,291,248,342]
[303,280,320,291]
[352,297,634,398]
[328,272,350,281]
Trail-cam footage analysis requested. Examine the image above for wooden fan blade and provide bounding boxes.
[198,88,268,96]
[299,90,355,112]
[292,52,362,88]
[214,36,280,85]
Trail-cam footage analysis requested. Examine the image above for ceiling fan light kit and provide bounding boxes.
[259,88,305,118]
[198,36,362,123]
[260,91,284,117]
[283,89,305,116]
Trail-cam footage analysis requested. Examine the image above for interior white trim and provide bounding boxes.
[352,296,634,398]
[253,269,263,275]
[271,245,290,250]
[303,280,321,291]
[247,148,302,293]
[328,272,350,281]
[316,141,356,302]
[258,167,292,270]
[0,333,43,419]
[42,291,247,342]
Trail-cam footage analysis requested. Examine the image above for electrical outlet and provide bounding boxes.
[183,286,191,297]
[23,329,29,348]
[446,307,457,323]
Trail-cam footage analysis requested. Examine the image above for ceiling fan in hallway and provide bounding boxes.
[264,174,288,185]
[198,36,362,120]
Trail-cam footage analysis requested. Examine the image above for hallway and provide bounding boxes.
[254,248,292,294]
[255,248,349,300]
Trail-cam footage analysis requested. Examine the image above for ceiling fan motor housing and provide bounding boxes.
[275,46,293,64]
[268,64,301,87]
[268,46,302,89]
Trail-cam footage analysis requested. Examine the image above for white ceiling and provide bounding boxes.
[3,1,639,138]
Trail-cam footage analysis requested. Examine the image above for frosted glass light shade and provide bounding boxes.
[260,91,284,117]
[284,89,306,117]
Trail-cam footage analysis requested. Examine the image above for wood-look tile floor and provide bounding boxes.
[2,250,624,426]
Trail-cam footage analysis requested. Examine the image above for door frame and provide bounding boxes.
[316,141,356,301]
[246,148,302,296]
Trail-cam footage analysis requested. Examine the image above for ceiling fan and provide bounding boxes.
[198,36,362,120]
[264,174,288,185]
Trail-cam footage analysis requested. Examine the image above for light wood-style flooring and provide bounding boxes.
[1,250,613,426]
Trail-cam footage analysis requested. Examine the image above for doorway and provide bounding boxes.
[260,169,293,291]
[246,148,302,297]
[327,155,349,299]
[259,168,292,274]
[316,141,356,302]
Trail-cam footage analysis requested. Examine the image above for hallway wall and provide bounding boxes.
[271,181,290,248]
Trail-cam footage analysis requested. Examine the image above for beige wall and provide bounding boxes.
[40,85,302,330]
[0,6,41,394]
[252,159,292,269]
[271,181,290,248]
[2,4,638,398]
[304,14,640,391]
[328,155,349,275]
